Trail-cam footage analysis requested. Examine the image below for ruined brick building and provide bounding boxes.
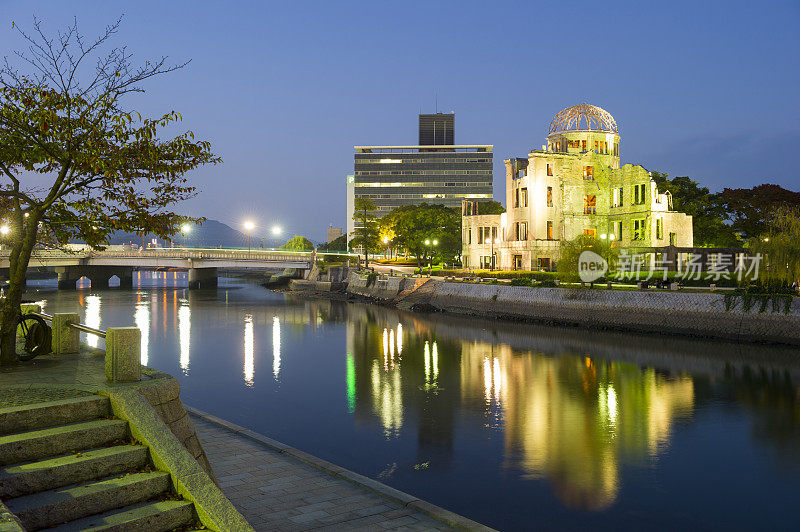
[461,104,693,270]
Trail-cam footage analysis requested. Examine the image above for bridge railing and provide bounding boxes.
[2,247,358,262]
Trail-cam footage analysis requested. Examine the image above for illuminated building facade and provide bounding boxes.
[461,104,693,270]
[347,113,493,242]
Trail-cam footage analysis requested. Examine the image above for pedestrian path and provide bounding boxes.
[190,413,462,531]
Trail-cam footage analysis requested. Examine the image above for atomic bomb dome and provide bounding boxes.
[548,104,618,136]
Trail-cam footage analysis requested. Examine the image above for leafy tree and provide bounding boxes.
[475,200,505,215]
[0,18,219,365]
[751,206,800,289]
[317,233,347,252]
[650,171,738,247]
[719,184,800,240]
[557,234,619,283]
[280,235,314,251]
[350,197,380,266]
[390,204,460,267]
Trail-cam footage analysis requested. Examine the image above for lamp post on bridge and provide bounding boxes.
[272,226,282,249]
[244,221,255,254]
[180,223,191,248]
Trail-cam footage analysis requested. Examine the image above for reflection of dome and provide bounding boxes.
[548,104,618,135]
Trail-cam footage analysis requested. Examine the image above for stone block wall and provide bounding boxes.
[428,283,800,345]
[135,372,217,483]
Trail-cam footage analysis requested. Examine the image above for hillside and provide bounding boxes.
[105,219,250,248]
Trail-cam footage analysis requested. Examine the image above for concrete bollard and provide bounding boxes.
[52,313,80,355]
[105,327,142,383]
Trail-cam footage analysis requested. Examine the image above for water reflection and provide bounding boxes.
[134,295,150,364]
[243,314,254,387]
[84,295,101,348]
[178,300,191,374]
[272,316,281,381]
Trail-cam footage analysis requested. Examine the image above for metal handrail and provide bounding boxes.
[31,311,107,338]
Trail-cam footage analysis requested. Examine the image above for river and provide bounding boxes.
[24,272,800,530]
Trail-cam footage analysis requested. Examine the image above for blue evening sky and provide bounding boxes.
[2,1,798,241]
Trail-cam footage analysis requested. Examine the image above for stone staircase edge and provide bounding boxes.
[99,390,254,532]
[185,405,498,532]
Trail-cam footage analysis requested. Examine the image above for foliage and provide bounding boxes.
[317,233,348,252]
[350,197,380,265]
[557,234,619,282]
[280,235,314,251]
[719,184,800,240]
[0,17,219,365]
[510,278,532,287]
[650,171,739,247]
[723,286,793,315]
[750,206,800,289]
[475,200,505,215]
[388,203,460,265]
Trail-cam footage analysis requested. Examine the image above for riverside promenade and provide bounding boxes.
[188,410,466,531]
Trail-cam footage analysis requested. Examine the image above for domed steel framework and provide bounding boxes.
[548,104,618,135]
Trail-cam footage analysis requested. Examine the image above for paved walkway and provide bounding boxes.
[191,414,454,531]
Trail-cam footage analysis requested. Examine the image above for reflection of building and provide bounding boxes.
[462,104,693,270]
[347,113,493,243]
[460,341,695,510]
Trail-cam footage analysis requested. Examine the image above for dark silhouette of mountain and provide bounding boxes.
[105,219,250,248]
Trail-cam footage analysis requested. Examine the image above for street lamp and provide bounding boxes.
[244,221,255,252]
[0,225,9,236]
[271,225,282,249]
[181,223,192,247]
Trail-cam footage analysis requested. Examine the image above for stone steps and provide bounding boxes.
[0,395,199,531]
[0,444,149,498]
[6,471,171,530]
[0,395,111,436]
[57,499,196,532]
[0,419,128,466]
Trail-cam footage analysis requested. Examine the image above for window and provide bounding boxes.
[547,186,553,207]
[584,195,597,214]
[581,140,587,151]
[634,183,647,205]
[594,141,599,152]
[546,221,553,240]
[556,141,561,151]
[517,170,524,179]
[492,226,498,241]
[519,221,527,241]
[584,229,596,239]
[656,218,664,240]
[633,219,646,240]
[538,257,551,270]
[480,256,493,269]
[567,139,574,148]
[521,188,528,208]
[514,188,519,208]
[547,164,553,176]
[468,228,472,244]
[584,166,594,180]
[513,255,523,271]
[612,186,624,207]
[616,221,623,240]
[670,232,677,246]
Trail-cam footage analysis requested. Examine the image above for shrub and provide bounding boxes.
[510,278,532,287]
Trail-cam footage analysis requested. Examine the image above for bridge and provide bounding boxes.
[0,247,355,289]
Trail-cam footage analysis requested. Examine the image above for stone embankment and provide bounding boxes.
[290,269,800,345]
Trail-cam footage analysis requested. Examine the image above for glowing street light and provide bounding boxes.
[180,223,192,247]
[244,221,255,252]
[271,225,282,248]
[0,225,9,236]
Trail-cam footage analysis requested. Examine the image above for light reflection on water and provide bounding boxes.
[27,274,800,530]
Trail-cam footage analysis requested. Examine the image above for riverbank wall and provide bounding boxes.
[291,270,800,345]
